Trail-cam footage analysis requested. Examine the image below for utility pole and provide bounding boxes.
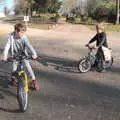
[116,0,120,24]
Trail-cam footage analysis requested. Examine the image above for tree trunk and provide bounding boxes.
[116,0,120,24]
[30,8,33,17]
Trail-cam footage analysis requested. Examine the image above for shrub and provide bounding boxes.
[91,1,116,22]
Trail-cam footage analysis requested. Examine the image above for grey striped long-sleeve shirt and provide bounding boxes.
[3,32,37,59]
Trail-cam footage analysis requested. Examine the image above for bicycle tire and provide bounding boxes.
[17,72,29,112]
[78,57,91,73]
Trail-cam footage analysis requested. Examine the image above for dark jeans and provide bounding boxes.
[96,47,105,69]
[97,47,104,60]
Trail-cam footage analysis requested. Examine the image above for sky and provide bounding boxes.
[0,0,14,14]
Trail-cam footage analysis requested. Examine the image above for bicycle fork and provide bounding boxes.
[18,71,29,92]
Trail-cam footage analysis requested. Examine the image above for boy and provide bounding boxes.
[2,23,40,90]
[86,23,108,72]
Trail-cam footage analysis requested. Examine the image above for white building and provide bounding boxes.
[0,13,6,17]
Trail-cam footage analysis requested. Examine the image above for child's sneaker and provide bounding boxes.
[100,69,106,73]
[9,77,17,87]
[29,80,40,90]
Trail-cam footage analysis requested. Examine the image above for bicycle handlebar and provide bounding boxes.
[85,44,96,50]
[5,55,40,63]
[7,55,32,62]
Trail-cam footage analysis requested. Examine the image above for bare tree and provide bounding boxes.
[62,0,76,14]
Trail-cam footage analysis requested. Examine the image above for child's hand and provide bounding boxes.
[85,44,89,47]
[2,57,7,61]
[0,56,2,61]
[32,55,38,59]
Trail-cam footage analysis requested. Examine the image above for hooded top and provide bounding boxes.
[3,32,37,59]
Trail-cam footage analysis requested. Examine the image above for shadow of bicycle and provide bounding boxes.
[0,75,20,113]
[37,55,79,73]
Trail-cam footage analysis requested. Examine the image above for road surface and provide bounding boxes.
[0,23,120,120]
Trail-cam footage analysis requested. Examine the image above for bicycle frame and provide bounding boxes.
[13,56,29,92]
[14,55,30,112]
[1,53,34,112]
[18,71,29,92]
[87,47,97,66]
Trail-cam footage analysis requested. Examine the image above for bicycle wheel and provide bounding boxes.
[78,57,91,73]
[17,72,29,112]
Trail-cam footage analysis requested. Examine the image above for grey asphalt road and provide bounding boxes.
[0,23,120,120]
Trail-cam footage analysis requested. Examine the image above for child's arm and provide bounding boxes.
[24,36,37,57]
[98,33,106,48]
[3,35,11,60]
[88,34,97,44]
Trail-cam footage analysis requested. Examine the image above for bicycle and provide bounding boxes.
[4,53,33,112]
[78,45,113,73]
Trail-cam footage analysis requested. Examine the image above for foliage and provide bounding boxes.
[48,0,62,13]
[89,1,116,22]
[14,0,28,15]
[88,24,120,32]
[33,0,62,13]
[4,6,10,16]
[86,0,99,17]
[13,0,62,16]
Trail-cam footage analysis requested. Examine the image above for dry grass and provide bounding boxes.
[87,23,120,32]
[28,23,56,30]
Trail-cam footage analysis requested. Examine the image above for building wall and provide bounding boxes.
[0,13,6,17]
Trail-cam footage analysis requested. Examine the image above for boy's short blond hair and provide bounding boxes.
[96,23,105,32]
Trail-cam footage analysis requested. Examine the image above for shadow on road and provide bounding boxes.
[0,54,120,115]
[0,75,10,88]
[110,63,120,74]
[0,107,20,113]
[37,54,120,75]
[37,55,79,73]
[31,68,120,119]
[0,72,20,113]
[0,87,20,113]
